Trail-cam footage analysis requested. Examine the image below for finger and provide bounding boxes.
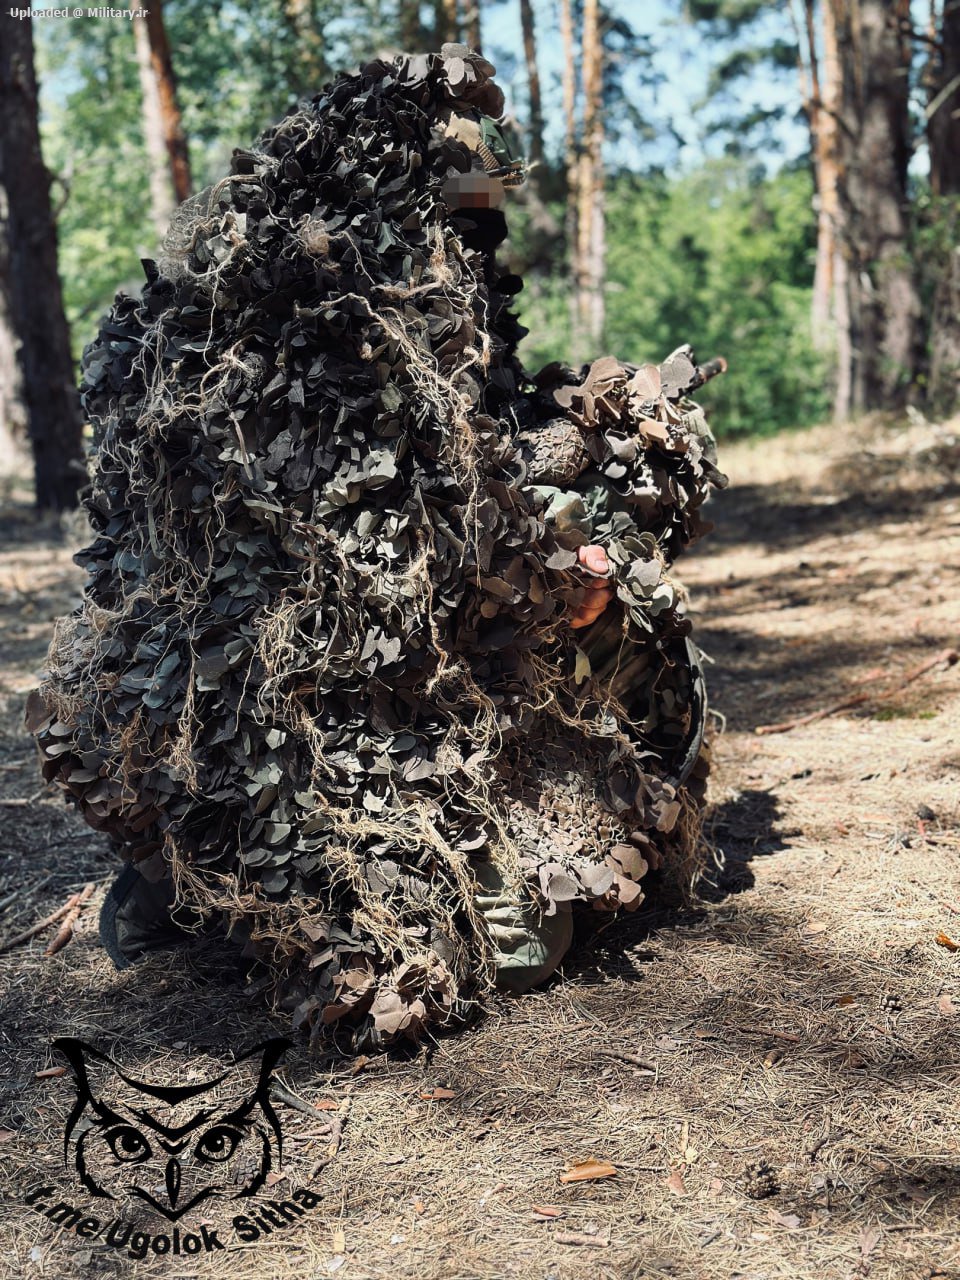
[579,546,609,575]
[577,544,609,576]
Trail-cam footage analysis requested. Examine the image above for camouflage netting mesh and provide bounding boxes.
[28,46,726,1048]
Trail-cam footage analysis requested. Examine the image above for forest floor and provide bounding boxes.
[0,413,959,1280]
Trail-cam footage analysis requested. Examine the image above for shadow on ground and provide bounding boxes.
[705,476,960,554]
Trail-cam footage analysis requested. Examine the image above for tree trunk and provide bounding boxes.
[807,0,842,349]
[434,0,459,44]
[930,0,960,196]
[560,0,577,175]
[0,305,26,472]
[282,0,327,91]
[0,185,27,465]
[560,0,580,361]
[575,0,605,357]
[928,237,960,411]
[399,1,423,49]
[464,0,481,51]
[927,0,960,411]
[0,15,84,511]
[830,0,921,414]
[519,0,544,166]
[132,0,191,206]
[132,3,174,241]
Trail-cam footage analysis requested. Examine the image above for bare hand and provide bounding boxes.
[569,544,614,629]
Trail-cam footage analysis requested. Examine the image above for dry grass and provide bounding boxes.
[1,413,959,1279]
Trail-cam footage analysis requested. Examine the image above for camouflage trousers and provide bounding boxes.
[473,612,634,994]
[475,606,707,993]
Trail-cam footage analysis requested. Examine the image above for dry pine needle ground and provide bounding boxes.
[0,411,958,1278]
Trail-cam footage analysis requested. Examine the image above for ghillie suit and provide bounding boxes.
[28,46,726,1048]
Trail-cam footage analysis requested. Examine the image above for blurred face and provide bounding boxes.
[442,171,506,211]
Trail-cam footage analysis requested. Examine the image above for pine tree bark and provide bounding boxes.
[805,0,841,349]
[930,0,960,196]
[519,0,544,165]
[575,0,605,356]
[464,0,481,51]
[830,0,921,414]
[560,0,577,180]
[0,186,27,463]
[514,0,559,264]
[927,0,960,410]
[132,3,173,241]
[131,0,191,207]
[820,0,852,408]
[0,15,84,511]
[560,0,581,361]
[434,0,459,44]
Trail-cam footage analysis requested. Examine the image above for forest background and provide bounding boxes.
[1,0,959,509]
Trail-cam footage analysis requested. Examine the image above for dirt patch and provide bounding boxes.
[1,415,959,1279]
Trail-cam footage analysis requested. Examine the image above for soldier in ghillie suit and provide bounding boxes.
[28,45,726,1048]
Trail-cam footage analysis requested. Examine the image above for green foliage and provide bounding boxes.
[514,159,828,437]
[36,0,390,357]
[686,0,783,26]
[707,39,797,97]
[914,188,960,305]
[35,6,826,437]
[37,19,149,341]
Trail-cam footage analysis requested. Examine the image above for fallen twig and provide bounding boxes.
[308,1113,344,1179]
[738,1025,802,1044]
[596,1047,657,1072]
[755,648,958,735]
[553,1232,610,1248]
[805,1115,841,1161]
[271,1082,340,1121]
[0,790,44,807]
[44,884,95,956]
[0,883,95,955]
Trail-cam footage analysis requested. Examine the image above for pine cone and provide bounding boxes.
[516,418,590,486]
[739,1161,779,1200]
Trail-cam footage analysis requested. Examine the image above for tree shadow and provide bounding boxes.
[568,786,790,981]
[695,625,952,735]
[704,476,960,555]
[698,786,790,900]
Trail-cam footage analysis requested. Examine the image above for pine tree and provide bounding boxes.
[0,14,84,511]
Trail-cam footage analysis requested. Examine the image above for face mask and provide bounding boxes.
[455,206,509,253]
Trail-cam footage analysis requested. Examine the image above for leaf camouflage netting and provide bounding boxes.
[28,45,727,1049]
